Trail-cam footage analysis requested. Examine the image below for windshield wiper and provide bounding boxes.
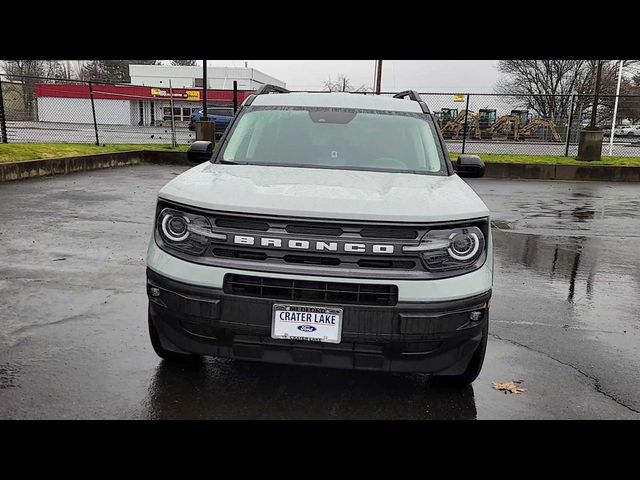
[217,159,244,165]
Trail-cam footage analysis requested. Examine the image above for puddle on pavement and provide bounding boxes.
[492,229,640,332]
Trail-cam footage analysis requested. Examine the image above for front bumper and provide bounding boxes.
[147,268,491,374]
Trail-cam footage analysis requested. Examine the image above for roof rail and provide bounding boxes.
[255,84,290,95]
[393,90,430,113]
[393,90,422,102]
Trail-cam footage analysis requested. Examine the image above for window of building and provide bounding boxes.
[162,105,198,122]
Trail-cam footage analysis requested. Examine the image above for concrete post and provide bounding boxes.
[577,60,604,161]
[577,129,603,161]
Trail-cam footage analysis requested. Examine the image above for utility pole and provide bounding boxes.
[196,60,215,143]
[375,60,383,95]
[589,60,603,129]
[201,59,208,122]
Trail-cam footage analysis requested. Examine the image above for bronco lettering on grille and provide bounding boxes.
[231,235,395,254]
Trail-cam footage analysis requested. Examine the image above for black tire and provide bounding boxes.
[433,322,488,387]
[148,312,202,365]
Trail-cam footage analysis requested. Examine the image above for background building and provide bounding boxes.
[34,65,286,126]
[129,65,286,90]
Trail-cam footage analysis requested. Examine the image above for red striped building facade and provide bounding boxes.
[34,83,253,126]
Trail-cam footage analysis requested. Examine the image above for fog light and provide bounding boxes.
[150,287,161,298]
[469,310,482,322]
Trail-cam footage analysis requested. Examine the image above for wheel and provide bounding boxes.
[433,322,488,387]
[148,310,202,365]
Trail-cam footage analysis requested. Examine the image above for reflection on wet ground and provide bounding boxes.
[494,233,639,306]
[474,179,640,416]
[481,180,640,237]
[143,360,477,420]
[0,167,639,419]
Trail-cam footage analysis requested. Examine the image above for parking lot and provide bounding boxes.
[5,121,197,145]
[0,165,639,419]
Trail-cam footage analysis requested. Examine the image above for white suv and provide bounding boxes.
[146,87,493,385]
[614,125,640,137]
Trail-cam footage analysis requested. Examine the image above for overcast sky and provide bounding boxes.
[200,60,500,93]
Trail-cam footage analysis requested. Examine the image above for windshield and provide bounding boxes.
[218,106,447,174]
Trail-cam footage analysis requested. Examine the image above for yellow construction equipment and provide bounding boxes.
[438,106,562,143]
[441,110,480,139]
[519,118,562,142]
[487,114,522,140]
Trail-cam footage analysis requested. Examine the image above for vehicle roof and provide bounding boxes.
[250,92,424,113]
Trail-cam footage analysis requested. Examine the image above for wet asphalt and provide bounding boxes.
[0,165,639,419]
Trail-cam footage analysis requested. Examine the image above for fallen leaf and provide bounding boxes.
[492,381,527,394]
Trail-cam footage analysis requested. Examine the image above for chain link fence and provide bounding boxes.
[0,74,249,146]
[419,92,640,157]
[2,74,640,157]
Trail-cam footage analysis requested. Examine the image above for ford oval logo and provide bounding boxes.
[298,325,316,332]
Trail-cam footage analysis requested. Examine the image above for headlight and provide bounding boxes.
[157,208,226,255]
[161,214,190,242]
[403,226,486,274]
[448,231,480,261]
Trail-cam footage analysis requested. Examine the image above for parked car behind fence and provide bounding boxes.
[614,125,640,137]
[188,106,235,136]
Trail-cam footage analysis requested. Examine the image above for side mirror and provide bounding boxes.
[187,141,213,164]
[455,154,485,178]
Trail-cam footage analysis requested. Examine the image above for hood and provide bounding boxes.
[158,163,489,222]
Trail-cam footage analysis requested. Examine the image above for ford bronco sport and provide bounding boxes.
[146,86,492,385]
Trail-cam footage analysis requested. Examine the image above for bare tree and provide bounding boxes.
[495,60,640,124]
[322,74,371,93]
[1,60,68,119]
[170,60,197,66]
[617,73,640,122]
[495,60,587,119]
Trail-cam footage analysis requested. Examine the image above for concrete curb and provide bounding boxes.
[454,161,640,182]
[0,150,189,183]
[452,162,640,182]
[1,151,639,182]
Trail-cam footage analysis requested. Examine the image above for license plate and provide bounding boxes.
[271,304,343,344]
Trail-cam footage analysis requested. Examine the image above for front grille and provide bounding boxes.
[201,212,435,275]
[283,254,340,266]
[212,248,267,261]
[285,224,343,236]
[215,218,269,231]
[156,200,489,279]
[360,227,418,239]
[357,259,416,269]
[224,274,398,306]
